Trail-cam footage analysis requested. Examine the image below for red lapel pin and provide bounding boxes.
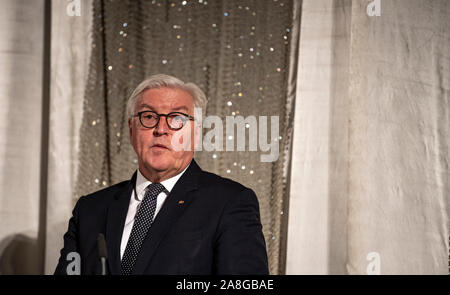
[178,200,184,204]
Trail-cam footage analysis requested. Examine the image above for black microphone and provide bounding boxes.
[97,233,108,275]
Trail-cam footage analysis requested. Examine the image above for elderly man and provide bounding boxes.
[55,74,268,275]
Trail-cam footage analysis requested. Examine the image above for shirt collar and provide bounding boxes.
[134,161,191,201]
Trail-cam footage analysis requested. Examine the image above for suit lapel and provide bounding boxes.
[132,160,201,275]
[105,172,136,275]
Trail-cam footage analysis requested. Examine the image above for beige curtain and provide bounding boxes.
[287,0,449,274]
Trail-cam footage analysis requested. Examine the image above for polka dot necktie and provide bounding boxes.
[121,183,165,275]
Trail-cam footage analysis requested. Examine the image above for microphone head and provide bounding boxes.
[97,233,108,258]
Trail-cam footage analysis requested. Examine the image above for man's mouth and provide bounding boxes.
[152,144,169,150]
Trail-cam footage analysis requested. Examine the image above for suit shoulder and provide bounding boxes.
[199,170,252,194]
[197,170,261,214]
[78,179,130,205]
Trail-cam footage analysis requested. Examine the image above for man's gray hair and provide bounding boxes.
[126,74,208,118]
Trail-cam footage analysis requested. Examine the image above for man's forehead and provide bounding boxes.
[138,87,194,110]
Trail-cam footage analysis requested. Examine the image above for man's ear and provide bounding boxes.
[128,118,133,140]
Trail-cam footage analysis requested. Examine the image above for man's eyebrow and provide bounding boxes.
[137,104,189,112]
[171,106,189,112]
[138,103,154,110]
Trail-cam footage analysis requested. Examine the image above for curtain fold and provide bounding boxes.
[0,0,45,275]
[44,0,93,274]
[286,0,351,275]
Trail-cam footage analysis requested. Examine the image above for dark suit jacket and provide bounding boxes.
[54,159,268,275]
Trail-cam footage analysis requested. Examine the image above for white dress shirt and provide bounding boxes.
[120,163,190,259]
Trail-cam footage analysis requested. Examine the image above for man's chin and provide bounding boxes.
[145,160,171,172]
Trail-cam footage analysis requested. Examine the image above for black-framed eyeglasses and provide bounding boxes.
[133,110,195,130]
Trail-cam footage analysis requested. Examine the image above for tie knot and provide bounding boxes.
[146,183,165,197]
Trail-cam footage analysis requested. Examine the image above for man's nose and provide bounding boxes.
[153,116,170,135]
